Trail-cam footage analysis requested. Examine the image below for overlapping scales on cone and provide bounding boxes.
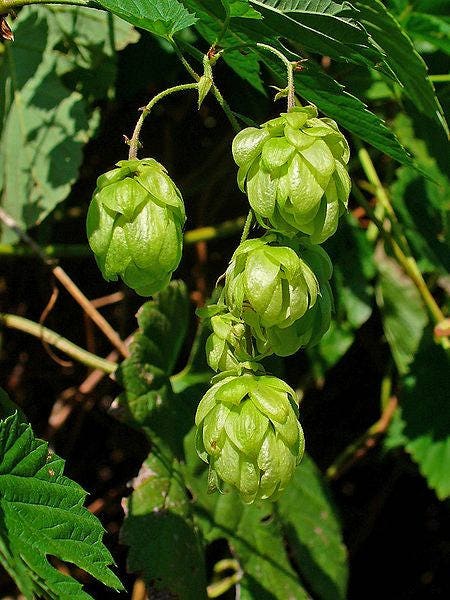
[232,105,350,243]
[253,240,334,356]
[195,373,305,503]
[223,234,319,331]
[87,158,185,296]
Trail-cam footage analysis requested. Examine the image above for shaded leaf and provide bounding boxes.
[0,8,96,242]
[376,252,429,375]
[404,12,450,55]
[118,280,190,427]
[0,410,122,600]
[222,0,262,19]
[388,332,450,500]
[354,0,448,134]
[121,447,207,599]
[277,454,348,600]
[96,0,197,38]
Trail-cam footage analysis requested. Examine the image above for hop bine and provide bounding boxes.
[87,158,185,296]
[195,372,305,503]
[232,105,351,243]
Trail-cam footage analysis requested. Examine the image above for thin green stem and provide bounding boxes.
[256,43,296,110]
[353,184,446,326]
[211,83,240,132]
[128,82,199,160]
[169,38,200,82]
[0,313,117,373]
[184,216,247,245]
[429,74,450,83]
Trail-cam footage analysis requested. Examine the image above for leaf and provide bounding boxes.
[95,0,197,38]
[260,0,355,16]
[121,446,207,599]
[183,429,309,599]
[0,8,96,242]
[0,410,123,600]
[49,7,139,101]
[404,12,450,55]
[354,0,448,134]
[118,280,190,428]
[222,0,263,19]
[277,454,348,600]
[250,0,388,72]
[376,252,429,375]
[310,213,375,371]
[389,332,450,500]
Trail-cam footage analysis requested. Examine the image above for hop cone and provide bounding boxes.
[204,310,252,372]
[87,158,185,296]
[224,234,319,331]
[255,241,334,356]
[195,373,305,503]
[232,105,351,243]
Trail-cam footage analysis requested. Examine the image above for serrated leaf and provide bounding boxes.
[118,280,190,428]
[277,454,348,600]
[391,332,450,500]
[0,410,122,600]
[376,252,429,375]
[0,8,97,243]
[354,0,448,134]
[260,0,354,16]
[250,0,388,72]
[95,0,197,38]
[121,447,207,599]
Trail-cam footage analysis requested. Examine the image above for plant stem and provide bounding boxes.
[128,82,199,160]
[0,313,117,374]
[326,396,398,480]
[429,74,450,83]
[354,144,446,327]
[184,216,247,244]
[256,42,296,110]
[0,207,129,357]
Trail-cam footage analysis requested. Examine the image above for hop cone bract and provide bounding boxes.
[256,241,334,356]
[232,105,351,243]
[195,373,305,503]
[224,234,319,331]
[87,158,185,296]
[205,310,252,372]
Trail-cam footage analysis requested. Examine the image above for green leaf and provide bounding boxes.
[95,0,197,38]
[250,0,388,72]
[118,280,190,427]
[222,0,262,19]
[388,332,450,500]
[0,7,97,242]
[121,447,207,599]
[404,12,450,55]
[310,213,375,371]
[183,429,309,599]
[0,410,122,600]
[376,252,429,375]
[277,455,348,600]
[354,0,448,134]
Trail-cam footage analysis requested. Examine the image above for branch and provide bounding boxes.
[0,313,117,374]
[0,207,129,358]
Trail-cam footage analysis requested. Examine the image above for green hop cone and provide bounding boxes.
[232,105,351,243]
[257,240,334,356]
[195,372,305,503]
[223,234,319,331]
[87,158,185,296]
[204,309,252,372]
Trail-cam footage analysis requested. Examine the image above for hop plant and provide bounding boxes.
[202,308,253,372]
[253,240,334,356]
[195,373,305,503]
[223,234,319,331]
[232,105,351,243]
[87,158,185,296]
